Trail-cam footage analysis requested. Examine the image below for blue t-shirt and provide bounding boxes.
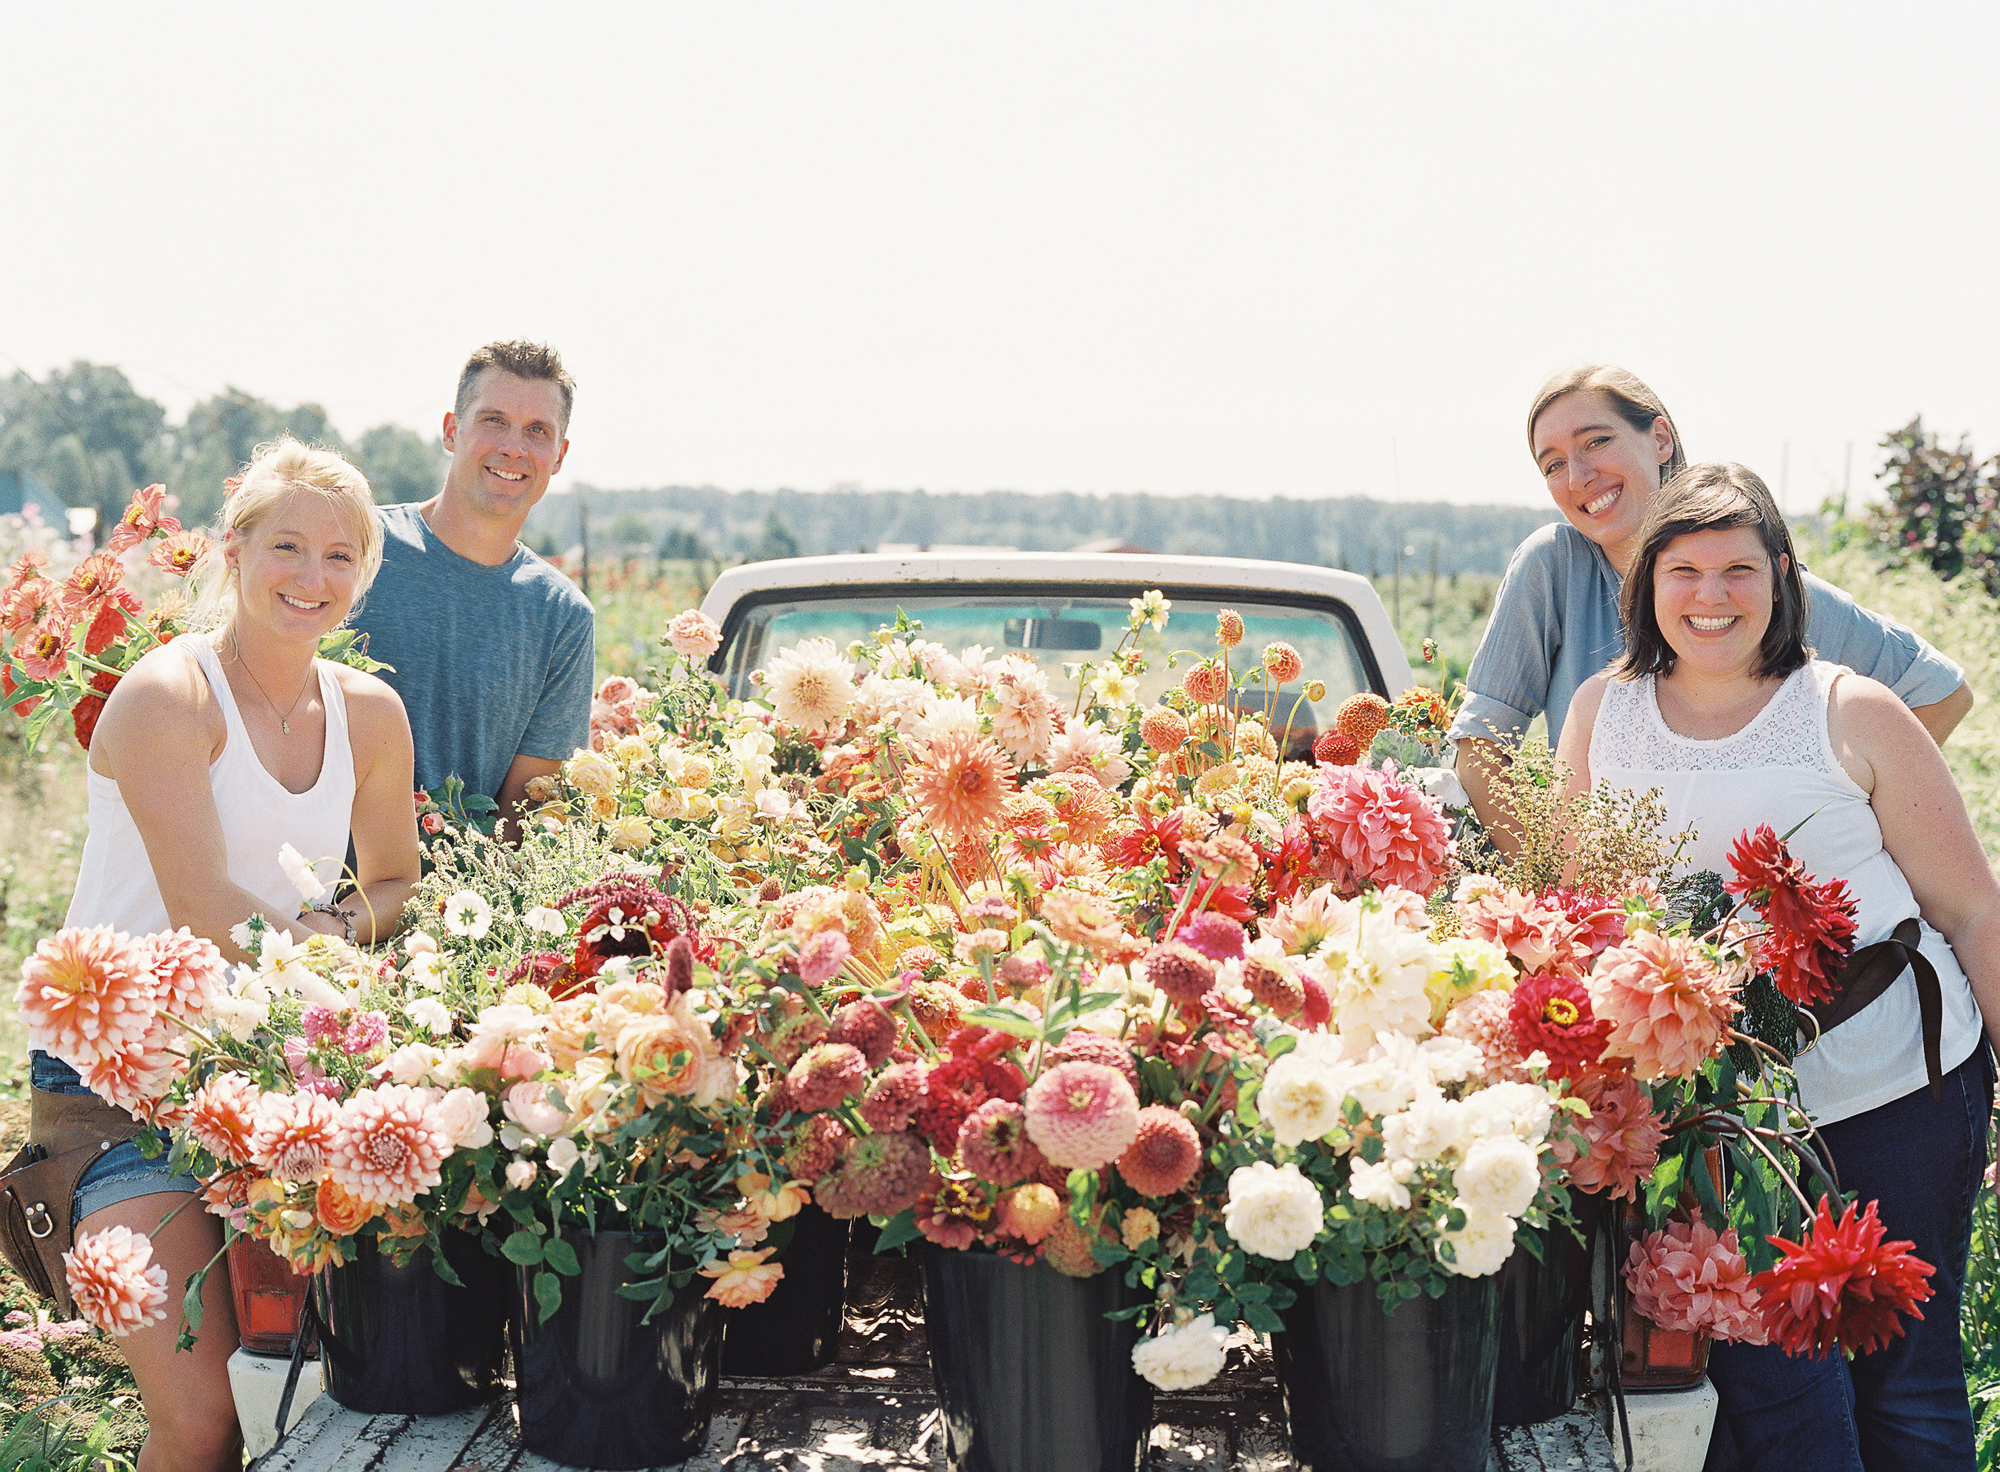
[1449,522,1965,749]
[350,504,595,807]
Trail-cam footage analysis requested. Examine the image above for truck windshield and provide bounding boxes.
[714,588,1378,758]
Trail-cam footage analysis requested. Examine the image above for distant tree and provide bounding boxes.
[354,424,445,504]
[657,525,714,561]
[747,509,800,562]
[0,362,168,531]
[608,510,653,549]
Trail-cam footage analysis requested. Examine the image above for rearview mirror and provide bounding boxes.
[1004,617,1102,652]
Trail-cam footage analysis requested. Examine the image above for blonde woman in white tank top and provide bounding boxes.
[1557,463,2000,1471]
[39,441,420,1472]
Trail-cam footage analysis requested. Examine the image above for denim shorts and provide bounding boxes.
[28,1050,202,1231]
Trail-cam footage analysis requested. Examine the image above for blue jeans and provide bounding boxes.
[28,1050,201,1230]
[1707,1045,1993,1472]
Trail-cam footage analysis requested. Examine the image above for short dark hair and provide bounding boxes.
[454,341,576,436]
[1615,461,1811,682]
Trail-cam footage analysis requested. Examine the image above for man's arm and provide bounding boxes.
[497,753,563,844]
[1911,682,1973,745]
[1454,737,1523,857]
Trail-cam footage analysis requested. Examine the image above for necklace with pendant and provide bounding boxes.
[231,635,314,735]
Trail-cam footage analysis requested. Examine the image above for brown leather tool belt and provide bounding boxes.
[1797,916,1943,1100]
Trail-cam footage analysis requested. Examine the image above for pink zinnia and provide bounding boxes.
[1178,911,1246,961]
[815,1131,932,1219]
[186,1072,264,1166]
[15,926,156,1070]
[326,1085,449,1206]
[1022,1061,1141,1171]
[958,1099,1046,1185]
[829,998,896,1067]
[1553,1069,1664,1200]
[1588,931,1741,1081]
[1625,1220,1768,1345]
[915,1176,995,1250]
[788,1042,870,1112]
[1116,1106,1203,1197]
[860,1061,927,1132]
[1304,761,1453,897]
[64,1226,168,1338]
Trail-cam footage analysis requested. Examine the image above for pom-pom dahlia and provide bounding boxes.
[1116,1106,1203,1197]
[1508,971,1609,1081]
[1139,708,1191,754]
[1243,956,1306,1017]
[1750,1197,1936,1359]
[1182,661,1229,705]
[1178,911,1246,961]
[1023,1061,1141,1170]
[815,1131,932,1219]
[1333,692,1390,749]
[958,1099,1046,1185]
[1625,1220,1767,1344]
[1042,1211,1112,1277]
[64,1225,168,1338]
[1260,642,1304,683]
[1312,730,1361,767]
[1588,930,1740,1080]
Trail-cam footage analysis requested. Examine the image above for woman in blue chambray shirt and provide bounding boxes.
[1451,365,1970,846]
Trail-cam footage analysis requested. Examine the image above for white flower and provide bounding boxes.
[546,1137,582,1178]
[229,919,256,951]
[763,637,858,736]
[912,691,983,747]
[1379,1093,1468,1166]
[753,788,790,823]
[1259,1052,1352,1148]
[1346,1158,1412,1212]
[1090,667,1140,709]
[467,1003,545,1051]
[208,991,269,1043]
[1130,1313,1230,1390]
[1436,1200,1518,1277]
[405,931,438,956]
[1416,1035,1487,1087]
[606,815,654,851]
[1222,1161,1324,1260]
[523,906,566,937]
[1454,1136,1541,1219]
[408,997,452,1036]
[429,1088,494,1150]
[1128,590,1171,632]
[1461,1082,1555,1146]
[505,1159,539,1191]
[1321,902,1438,1049]
[405,951,452,992]
[277,842,329,905]
[443,890,494,940]
[378,1042,445,1086]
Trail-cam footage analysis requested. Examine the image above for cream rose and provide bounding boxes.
[1222,1161,1323,1260]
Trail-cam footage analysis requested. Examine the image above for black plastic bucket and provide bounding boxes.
[313,1230,509,1414]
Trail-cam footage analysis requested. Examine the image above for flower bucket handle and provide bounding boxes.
[270,1290,326,1457]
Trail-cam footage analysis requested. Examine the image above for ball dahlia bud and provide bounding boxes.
[1312,730,1361,767]
[1334,692,1391,749]
[1261,642,1304,684]
[1305,680,1327,702]
[1215,609,1245,649]
[828,999,896,1067]
[1116,1105,1203,1197]
[1299,970,1332,1029]
[1140,707,1192,754]
[1182,661,1229,706]
[1143,940,1216,1006]
[788,1042,870,1112]
[998,1183,1065,1244]
[757,877,784,903]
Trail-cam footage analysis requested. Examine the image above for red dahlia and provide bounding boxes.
[1725,826,1859,1004]
[1750,1197,1935,1359]
[1507,970,1611,1081]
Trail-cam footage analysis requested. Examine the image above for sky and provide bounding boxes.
[4,4,1997,513]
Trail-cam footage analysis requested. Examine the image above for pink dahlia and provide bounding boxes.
[83,1038,185,1120]
[64,1226,168,1338]
[1304,762,1452,897]
[958,1098,1046,1185]
[1261,642,1304,683]
[1023,1061,1141,1171]
[788,1042,870,1112]
[1459,886,1574,973]
[815,1131,932,1219]
[908,733,1017,845]
[1243,957,1306,1018]
[1508,971,1610,1082]
[859,1061,927,1132]
[137,927,225,1022]
[1553,1069,1665,1200]
[326,1085,450,1207]
[828,999,896,1067]
[1441,989,1527,1085]
[15,926,156,1069]
[1588,930,1740,1080]
[1116,1106,1203,1198]
[1183,661,1229,706]
[1625,1220,1768,1345]
[187,1072,264,1166]
[1042,1211,1111,1277]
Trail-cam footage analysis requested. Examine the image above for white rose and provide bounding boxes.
[1346,1158,1412,1213]
[1436,1199,1518,1277]
[1415,1034,1487,1087]
[1259,1053,1351,1148]
[1379,1094,1468,1166]
[1130,1313,1230,1391]
[505,1159,539,1191]
[379,1042,445,1086]
[1462,1082,1555,1146]
[546,1137,582,1179]
[1222,1161,1324,1261]
[430,1087,495,1150]
[1454,1136,1541,1219]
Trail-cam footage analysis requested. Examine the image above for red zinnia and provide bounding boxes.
[1508,970,1610,1081]
[1725,825,1858,1004]
[1750,1197,1935,1359]
[71,668,121,750]
[913,1054,1025,1152]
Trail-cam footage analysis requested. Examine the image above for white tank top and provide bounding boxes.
[65,635,356,936]
[1588,659,1982,1125]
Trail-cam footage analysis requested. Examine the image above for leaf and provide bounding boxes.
[873,1210,923,1254]
[961,1006,1043,1040]
[542,1236,582,1277]
[501,1229,546,1267]
[1514,1229,1544,1265]
[1645,1147,1687,1220]
[534,1270,565,1324]
[1243,1302,1285,1333]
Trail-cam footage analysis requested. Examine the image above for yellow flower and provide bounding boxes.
[680,755,715,790]
[566,750,621,799]
[607,815,654,851]
[1121,1206,1161,1249]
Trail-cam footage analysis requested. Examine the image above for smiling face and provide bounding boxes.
[1652,525,1788,678]
[441,368,570,529]
[226,491,367,644]
[1531,390,1676,573]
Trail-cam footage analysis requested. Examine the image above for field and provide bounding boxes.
[2,539,1998,1465]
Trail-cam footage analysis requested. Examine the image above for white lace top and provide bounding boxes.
[1589,660,1982,1125]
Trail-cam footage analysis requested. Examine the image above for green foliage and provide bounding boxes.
[746,510,800,563]
[1857,417,2000,599]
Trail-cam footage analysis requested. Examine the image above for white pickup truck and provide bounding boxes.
[697,551,1416,755]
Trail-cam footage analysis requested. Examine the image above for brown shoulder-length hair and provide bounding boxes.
[1526,364,1688,486]
[1614,461,1812,681]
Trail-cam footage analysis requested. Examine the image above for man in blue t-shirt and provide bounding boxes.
[351,340,594,839]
